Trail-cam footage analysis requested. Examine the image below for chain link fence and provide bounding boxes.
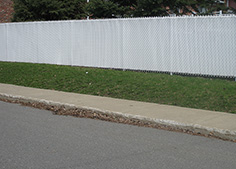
[0,15,235,78]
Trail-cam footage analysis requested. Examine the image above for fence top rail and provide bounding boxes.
[0,14,235,26]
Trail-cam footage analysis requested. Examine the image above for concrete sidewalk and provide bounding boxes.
[0,83,235,141]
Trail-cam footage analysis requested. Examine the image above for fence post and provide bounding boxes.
[219,10,222,16]
[6,23,8,61]
[170,18,174,76]
[87,0,89,20]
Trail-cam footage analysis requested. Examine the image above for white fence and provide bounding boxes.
[0,15,236,77]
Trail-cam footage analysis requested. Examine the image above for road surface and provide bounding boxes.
[0,101,236,169]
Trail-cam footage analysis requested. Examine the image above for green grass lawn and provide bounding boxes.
[0,61,235,113]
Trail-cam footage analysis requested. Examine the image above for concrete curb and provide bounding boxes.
[0,93,236,142]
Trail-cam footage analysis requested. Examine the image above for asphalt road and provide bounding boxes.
[0,101,236,169]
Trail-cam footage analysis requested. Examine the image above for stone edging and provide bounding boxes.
[0,93,235,142]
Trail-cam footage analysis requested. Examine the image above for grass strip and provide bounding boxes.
[0,61,235,113]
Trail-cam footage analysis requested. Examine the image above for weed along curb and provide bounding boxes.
[0,93,235,142]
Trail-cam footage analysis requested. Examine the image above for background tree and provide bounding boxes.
[110,0,137,17]
[84,0,132,18]
[165,0,196,15]
[134,0,228,17]
[111,0,137,7]
[134,0,167,17]
[12,0,231,22]
[190,0,228,15]
[12,0,86,22]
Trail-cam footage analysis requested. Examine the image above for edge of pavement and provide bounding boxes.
[0,83,235,142]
